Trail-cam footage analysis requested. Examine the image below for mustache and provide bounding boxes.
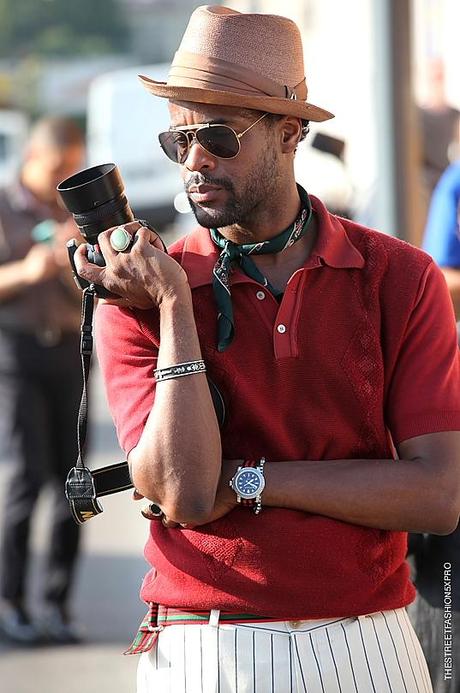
[185,173,234,193]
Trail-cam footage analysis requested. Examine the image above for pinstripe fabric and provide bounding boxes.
[136,608,433,693]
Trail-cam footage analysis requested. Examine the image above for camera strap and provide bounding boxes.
[65,222,227,524]
[65,283,134,524]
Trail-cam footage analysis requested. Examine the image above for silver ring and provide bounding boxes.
[110,226,132,252]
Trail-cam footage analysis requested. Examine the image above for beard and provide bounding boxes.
[184,143,281,230]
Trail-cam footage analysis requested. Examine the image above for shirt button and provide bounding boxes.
[277,324,287,334]
[256,291,265,300]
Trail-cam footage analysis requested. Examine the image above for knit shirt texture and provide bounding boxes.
[95,195,460,619]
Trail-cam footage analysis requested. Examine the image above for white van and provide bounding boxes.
[86,64,184,229]
[0,110,28,187]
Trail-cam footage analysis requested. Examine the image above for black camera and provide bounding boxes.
[57,163,135,297]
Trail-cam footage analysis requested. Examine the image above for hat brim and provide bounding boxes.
[138,75,334,123]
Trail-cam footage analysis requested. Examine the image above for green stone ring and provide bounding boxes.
[110,226,132,252]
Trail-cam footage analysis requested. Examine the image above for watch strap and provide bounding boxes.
[239,458,266,514]
[240,460,258,506]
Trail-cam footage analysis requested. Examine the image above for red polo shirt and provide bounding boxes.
[96,195,460,619]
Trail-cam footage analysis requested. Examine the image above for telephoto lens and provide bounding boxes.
[57,163,134,266]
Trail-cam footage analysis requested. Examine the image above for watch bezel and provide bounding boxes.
[231,466,266,500]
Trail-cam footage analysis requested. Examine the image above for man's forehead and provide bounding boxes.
[29,141,84,159]
[168,100,253,125]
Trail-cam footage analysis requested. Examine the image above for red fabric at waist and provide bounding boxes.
[140,509,416,621]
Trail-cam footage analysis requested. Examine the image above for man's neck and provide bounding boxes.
[218,183,303,246]
[248,213,318,294]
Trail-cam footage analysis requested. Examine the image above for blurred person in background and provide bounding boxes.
[417,57,460,202]
[294,131,354,219]
[0,116,85,645]
[423,159,460,319]
[408,452,460,692]
[407,163,460,693]
[75,6,460,691]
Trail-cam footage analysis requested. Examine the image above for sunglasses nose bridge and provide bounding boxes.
[187,131,208,167]
[182,128,218,169]
[185,130,198,147]
[174,130,198,165]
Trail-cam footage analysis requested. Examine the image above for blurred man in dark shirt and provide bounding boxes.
[417,58,460,197]
[0,116,85,644]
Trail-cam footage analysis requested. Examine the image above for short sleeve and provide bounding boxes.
[95,302,159,454]
[385,260,460,445]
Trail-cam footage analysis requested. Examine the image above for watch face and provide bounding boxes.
[235,469,262,499]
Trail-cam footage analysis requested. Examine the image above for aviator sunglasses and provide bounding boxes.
[158,112,268,164]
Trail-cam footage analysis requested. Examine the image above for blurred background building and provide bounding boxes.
[0,0,459,244]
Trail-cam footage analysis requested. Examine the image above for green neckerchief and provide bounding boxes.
[210,184,312,352]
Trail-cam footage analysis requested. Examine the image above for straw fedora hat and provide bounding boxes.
[139,5,334,123]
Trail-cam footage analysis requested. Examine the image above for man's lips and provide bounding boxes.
[188,184,222,203]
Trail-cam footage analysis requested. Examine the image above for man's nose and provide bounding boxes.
[183,140,217,172]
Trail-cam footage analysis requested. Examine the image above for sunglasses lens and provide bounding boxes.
[196,126,240,159]
[159,125,240,163]
[158,131,189,163]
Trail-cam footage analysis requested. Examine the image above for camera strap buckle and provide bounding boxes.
[65,466,103,524]
[65,462,134,524]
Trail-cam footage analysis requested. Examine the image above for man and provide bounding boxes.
[406,163,460,693]
[423,160,460,319]
[0,116,85,644]
[75,6,460,692]
[417,58,460,200]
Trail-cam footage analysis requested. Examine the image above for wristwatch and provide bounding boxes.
[229,458,266,514]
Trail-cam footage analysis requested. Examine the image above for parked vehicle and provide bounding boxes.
[86,64,184,230]
[0,110,29,187]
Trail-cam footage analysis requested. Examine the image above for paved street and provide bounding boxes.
[0,363,150,693]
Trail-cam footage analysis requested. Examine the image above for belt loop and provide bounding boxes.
[147,602,164,633]
[209,609,220,627]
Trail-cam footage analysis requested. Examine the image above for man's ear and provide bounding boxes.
[280,117,302,154]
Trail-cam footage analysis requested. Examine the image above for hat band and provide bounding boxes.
[168,51,307,101]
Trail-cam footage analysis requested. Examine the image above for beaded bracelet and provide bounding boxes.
[154,359,206,382]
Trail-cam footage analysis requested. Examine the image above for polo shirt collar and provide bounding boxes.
[308,194,365,269]
[180,193,364,289]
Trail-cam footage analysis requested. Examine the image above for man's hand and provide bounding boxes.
[73,221,189,309]
[52,218,81,268]
[22,243,60,285]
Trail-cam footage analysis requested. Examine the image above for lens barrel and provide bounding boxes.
[57,163,134,245]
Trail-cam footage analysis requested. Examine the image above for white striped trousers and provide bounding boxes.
[136,608,433,693]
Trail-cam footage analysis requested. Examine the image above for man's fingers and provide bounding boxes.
[140,507,179,528]
[73,242,103,283]
[72,221,168,305]
[134,225,165,252]
[141,506,163,521]
[98,228,127,260]
[74,223,165,271]
[162,515,180,528]
[73,240,88,266]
